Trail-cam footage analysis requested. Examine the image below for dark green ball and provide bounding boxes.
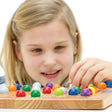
[31,90,41,97]
[22,85,31,92]
[73,87,81,94]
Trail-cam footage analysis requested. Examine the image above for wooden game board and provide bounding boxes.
[0,88,112,109]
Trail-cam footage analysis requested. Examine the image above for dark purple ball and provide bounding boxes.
[80,89,90,96]
[45,82,53,89]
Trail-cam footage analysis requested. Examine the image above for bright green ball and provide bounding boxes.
[73,87,81,94]
[22,85,31,92]
[54,88,64,96]
[88,84,94,87]
[31,90,41,97]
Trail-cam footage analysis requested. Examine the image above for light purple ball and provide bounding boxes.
[60,87,67,94]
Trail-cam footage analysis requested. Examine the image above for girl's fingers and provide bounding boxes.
[79,64,104,89]
[69,58,112,89]
[93,70,105,86]
[71,61,95,87]
[68,59,88,83]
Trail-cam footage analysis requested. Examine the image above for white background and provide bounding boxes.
[0,0,112,75]
[0,1,112,112]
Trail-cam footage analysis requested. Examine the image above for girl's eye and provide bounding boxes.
[55,46,66,50]
[32,48,42,53]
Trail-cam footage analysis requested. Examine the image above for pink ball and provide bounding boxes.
[60,87,67,94]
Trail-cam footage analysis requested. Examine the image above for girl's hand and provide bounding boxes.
[69,58,112,89]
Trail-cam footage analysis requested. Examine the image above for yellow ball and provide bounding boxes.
[88,87,96,95]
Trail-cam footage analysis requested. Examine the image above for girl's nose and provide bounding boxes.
[43,52,56,67]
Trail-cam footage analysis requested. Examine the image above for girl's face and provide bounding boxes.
[16,20,77,86]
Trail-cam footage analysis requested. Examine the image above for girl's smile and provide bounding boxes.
[41,69,61,79]
[16,19,76,86]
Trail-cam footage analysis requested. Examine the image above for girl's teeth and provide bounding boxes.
[46,71,57,75]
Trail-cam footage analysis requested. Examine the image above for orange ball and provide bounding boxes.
[98,82,107,90]
[52,84,60,91]
[8,85,17,92]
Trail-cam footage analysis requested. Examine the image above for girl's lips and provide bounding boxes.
[41,70,61,79]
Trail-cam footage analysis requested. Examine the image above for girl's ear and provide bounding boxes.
[73,32,78,55]
[12,40,23,61]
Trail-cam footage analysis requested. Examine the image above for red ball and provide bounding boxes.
[16,90,26,97]
[86,88,92,95]
[42,87,51,94]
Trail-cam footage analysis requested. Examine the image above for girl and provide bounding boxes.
[0,0,112,89]
[0,0,82,87]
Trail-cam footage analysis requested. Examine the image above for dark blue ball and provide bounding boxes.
[14,83,21,90]
[68,88,78,95]
[104,80,112,88]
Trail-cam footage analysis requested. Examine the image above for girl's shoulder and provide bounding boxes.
[0,75,5,84]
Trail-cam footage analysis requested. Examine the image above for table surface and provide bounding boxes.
[0,107,112,112]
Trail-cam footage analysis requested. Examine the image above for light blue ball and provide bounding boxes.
[0,86,9,93]
[1,84,8,88]
[32,86,41,91]
[33,82,41,88]
[69,84,72,89]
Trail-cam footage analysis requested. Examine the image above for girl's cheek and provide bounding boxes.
[22,53,41,65]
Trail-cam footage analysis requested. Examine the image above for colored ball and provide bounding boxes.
[69,84,72,89]
[104,80,112,88]
[88,83,94,87]
[45,82,53,89]
[32,82,41,88]
[16,90,26,97]
[42,87,51,94]
[60,87,67,94]
[32,86,41,91]
[86,88,92,95]
[52,84,60,91]
[0,86,9,93]
[98,82,107,90]
[91,86,98,93]
[54,88,64,96]
[88,87,96,95]
[31,90,41,97]
[68,88,78,95]
[80,89,90,96]
[73,87,81,94]
[14,83,21,90]
[22,85,31,92]
[1,84,8,88]
[8,85,16,92]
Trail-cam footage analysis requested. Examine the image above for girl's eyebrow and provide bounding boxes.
[26,40,68,46]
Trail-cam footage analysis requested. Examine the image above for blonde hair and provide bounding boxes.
[0,0,82,86]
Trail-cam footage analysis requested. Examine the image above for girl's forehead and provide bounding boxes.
[20,20,71,44]
[22,20,69,36]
